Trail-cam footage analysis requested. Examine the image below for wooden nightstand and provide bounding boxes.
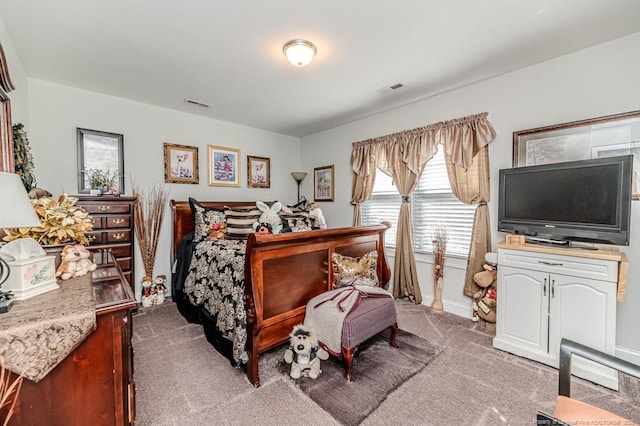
[4,252,137,425]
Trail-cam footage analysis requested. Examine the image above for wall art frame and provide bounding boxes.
[313,164,334,201]
[208,145,240,187]
[513,110,640,200]
[163,143,199,184]
[247,155,270,188]
[77,128,124,194]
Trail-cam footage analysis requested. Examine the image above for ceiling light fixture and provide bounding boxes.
[283,39,317,67]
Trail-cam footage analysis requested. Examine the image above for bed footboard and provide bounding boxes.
[243,224,390,387]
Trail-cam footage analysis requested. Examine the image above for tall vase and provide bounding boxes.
[431,273,445,314]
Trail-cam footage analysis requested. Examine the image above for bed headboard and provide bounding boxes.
[170,200,267,261]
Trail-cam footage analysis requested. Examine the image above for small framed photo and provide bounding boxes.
[163,143,199,184]
[314,165,335,201]
[208,145,240,187]
[247,155,270,188]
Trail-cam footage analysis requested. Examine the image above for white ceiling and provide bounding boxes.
[1,1,640,138]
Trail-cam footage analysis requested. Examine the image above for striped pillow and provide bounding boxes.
[224,206,261,239]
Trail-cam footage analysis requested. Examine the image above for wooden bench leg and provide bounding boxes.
[342,346,357,382]
[390,323,398,348]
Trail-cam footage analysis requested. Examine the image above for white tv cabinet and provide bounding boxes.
[493,241,628,390]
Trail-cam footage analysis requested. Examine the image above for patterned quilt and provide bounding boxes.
[182,239,248,366]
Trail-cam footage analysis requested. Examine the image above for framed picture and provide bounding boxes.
[77,128,124,194]
[163,143,199,184]
[247,155,270,188]
[208,145,240,187]
[513,110,640,200]
[314,165,335,201]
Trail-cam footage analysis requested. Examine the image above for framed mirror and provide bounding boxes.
[77,128,124,195]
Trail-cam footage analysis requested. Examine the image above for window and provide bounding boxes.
[361,148,477,257]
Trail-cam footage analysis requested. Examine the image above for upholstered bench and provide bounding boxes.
[305,286,398,382]
[341,295,398,381]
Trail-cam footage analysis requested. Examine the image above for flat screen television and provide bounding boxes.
[498,154,632,246]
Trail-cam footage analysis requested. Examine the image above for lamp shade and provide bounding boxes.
[0,172,41,228]
[291,172,307,182]
[283,40,317,67]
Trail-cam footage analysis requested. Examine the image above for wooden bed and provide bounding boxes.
[171,200,391,387]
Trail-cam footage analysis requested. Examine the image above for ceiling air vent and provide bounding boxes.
[376,82,405,94]
[184,98,211,108]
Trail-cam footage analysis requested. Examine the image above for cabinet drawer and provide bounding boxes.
[116,257,132,272]
[87,231,105,244]
[107,230,131,243]
[109,245,132,258]
[82,203,131,215]
[107,216,130,228]
[90,216,106,229]
[498,249,618,283]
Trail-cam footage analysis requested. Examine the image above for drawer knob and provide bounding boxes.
[98,271,111,277]
[538,261,563,267]
[112,218,125,225]
[98,205,111,211]
[113,233,125,240]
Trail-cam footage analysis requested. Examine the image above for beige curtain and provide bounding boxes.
[445,146,492,297]
[350,112,495,303]
[0,41,15,173]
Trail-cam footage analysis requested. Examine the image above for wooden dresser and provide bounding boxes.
[3,252,137,425]
[76,195,137,288]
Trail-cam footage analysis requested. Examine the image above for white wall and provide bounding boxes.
[26,78,301,299]
[301,32,640,360]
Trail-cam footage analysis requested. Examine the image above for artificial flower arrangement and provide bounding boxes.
[2,194,94,245]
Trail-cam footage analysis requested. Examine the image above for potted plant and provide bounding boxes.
[84,168,120,195]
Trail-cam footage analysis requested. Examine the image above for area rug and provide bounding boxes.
[262,329,443,426]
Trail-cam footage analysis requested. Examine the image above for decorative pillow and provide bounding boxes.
[280,209,317,233]
[224,206,262,239]
[331,251,379,288]
[189,198,226,243]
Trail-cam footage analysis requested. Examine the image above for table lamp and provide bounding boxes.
[291,172,307,204]
[0,172,42,312]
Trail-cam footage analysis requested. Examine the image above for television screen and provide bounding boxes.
[498,155,632,246]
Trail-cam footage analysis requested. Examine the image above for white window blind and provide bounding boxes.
[361,149,477,257]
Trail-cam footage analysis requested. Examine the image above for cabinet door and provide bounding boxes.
[497,265,549,355]
[548,274,616,356]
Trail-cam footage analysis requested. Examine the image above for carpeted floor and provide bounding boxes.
[132,300,640,425]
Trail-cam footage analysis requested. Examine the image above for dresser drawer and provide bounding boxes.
[82,202,131,215]
[116,257,132,272]
[107,215,130,228]
[109,245,132,258]
[90,216,106,229]
[107,230,131,243]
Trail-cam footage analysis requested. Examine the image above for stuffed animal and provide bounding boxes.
[141,276,153,307]
[152,275,167,305]
[254,201,283,234]
[208,221,226,240]
[55,244,96,280]
[306,202,327,229]
[252,222,273,235]
[284,324,329,379]
[472,263,497,323]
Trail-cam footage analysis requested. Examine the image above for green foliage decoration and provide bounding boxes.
[12,123,37,192]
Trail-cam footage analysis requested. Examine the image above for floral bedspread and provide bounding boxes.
[182,239,248,366]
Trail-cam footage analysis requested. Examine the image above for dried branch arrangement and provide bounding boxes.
[133,184,169,278]
[0,357,23,426]
[431,226,448,280]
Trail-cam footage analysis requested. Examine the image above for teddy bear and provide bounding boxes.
[284,324,329,379]
[472,263,497,323]
[55,244,96,280]
[208,221,226,240]
[252,222,273,235]
[254,201,283,234]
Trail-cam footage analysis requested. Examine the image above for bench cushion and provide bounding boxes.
[342,296,397,349]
